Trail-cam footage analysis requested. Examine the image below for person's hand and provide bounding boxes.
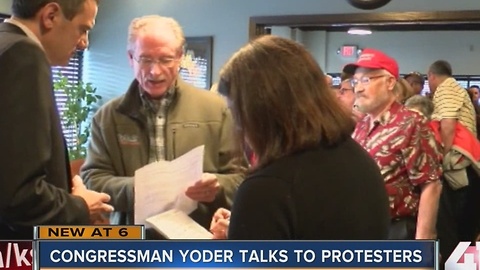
[210,208,230,240]
[71,175,114,217]
[185,173,220,202]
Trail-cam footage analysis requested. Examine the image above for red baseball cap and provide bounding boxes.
[343,48,399,79]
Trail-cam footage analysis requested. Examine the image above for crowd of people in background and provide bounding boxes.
[2,1,480,267]
[210,43,480,266]
[328,52,480,263]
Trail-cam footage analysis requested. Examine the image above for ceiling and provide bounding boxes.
[296,22,480,32]
[250,10,480,38]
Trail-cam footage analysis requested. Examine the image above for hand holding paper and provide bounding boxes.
[185,173,220,202]
[134,145,204,225]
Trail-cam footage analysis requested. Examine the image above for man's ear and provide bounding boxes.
[127,50,134,67]
[387,77,397,91]
[176,51,184,70]
[38,2,62,31]
[176,47,184,59]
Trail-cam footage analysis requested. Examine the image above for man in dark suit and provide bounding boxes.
[0,0,113,239]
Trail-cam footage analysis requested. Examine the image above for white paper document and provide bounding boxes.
[145,209,213,239]
[134,145,204,226]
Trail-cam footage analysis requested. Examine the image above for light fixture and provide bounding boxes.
[346,0,391,10]
[347,28,372,35]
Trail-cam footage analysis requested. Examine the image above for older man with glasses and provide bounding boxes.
[333,77,364,122]
[81,15,247,236]
[345,49,442,241]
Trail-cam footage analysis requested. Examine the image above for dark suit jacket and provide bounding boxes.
[0,22,90,239]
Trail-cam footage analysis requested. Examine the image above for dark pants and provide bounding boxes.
[388,217,416,240]
[437,166,480,264]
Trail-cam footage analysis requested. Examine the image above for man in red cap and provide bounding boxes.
[346,49,442,240]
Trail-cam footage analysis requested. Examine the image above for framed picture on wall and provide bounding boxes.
[179,36,213,90]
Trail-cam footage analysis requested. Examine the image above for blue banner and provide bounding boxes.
[37,240,436,268]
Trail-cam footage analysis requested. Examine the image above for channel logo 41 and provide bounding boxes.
[0,241,32,269]
[446,242,480,270]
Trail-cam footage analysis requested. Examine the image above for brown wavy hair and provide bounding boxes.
[219,35,355,169]
[395,78,415,104]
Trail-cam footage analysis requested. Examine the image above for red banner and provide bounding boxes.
[0,241,32,269]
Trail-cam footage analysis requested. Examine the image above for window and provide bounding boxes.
[52,51,84,148]
[415,76,480,96]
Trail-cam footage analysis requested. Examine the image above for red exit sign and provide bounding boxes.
[341,45,358,57]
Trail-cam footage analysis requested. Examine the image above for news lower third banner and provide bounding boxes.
[35,240,436,269]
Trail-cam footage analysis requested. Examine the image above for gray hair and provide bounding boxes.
[127,15,185,53]
[404,95,434,118]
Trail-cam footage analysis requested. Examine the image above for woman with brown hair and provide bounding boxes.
[212,35,389,240]
[395,78,416,104]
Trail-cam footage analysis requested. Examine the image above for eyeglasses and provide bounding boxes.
[132,56,179,68]
[337,87,354,95]
[350,74,389,88]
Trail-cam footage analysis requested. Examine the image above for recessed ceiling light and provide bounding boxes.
[348,28,372,35]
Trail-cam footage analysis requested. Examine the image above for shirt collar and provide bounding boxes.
[376,101,402,126]
[439,77,455,87]
[4,18,44,50]
[139,83,176,113]
[362,101,403,128]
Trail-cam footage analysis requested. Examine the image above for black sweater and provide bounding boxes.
[228,137,390,240]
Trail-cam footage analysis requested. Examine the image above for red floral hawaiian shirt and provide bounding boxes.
[352,102,442,218]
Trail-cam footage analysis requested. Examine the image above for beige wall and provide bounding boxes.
[3,0,474,103]
[0,0,11,14]
[85,0,480,103]
[286,30,480,75]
